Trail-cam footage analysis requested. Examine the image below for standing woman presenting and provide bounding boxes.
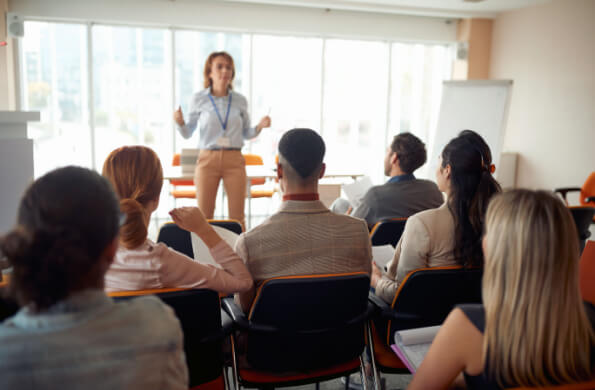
[173,51,271,230]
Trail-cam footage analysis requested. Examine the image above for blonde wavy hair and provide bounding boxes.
[102,146,163,249]
[482,190,594,387]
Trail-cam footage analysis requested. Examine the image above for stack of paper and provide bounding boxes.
[391,325,441,373]
[341,176,373,209]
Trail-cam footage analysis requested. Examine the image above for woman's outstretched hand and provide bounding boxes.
[173,106,185,126]
[169,207,222,249]
[256,115,271,131]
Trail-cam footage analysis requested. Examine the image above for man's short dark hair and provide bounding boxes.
[390,132,427,174]
[278,128,325,179]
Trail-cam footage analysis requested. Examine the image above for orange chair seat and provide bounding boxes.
[190,375,225,390]
[172,189,197,199]
[249,190,275,198]
[371,323,407,371]
[0,274,10,289]
[239,358,360,385]
[170,179,194,187]
[250,178,266,186]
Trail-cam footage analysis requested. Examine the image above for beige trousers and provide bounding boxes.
[194,150,246,230]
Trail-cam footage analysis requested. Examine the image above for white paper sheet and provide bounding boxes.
[190,225,240,267]
[372,244,395,270]
[341,176,373,208]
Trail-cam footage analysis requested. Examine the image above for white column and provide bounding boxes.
[0,110,39,233]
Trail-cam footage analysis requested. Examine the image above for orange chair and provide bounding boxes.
[368,266,483,379]
[170,153,197,199]
[222,272,376,390]
[579,240,595,305]
[110,287,229,390]
[244,154,276,228]
[555,172,595,222]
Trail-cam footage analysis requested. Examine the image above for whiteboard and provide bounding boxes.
[426,80,513,180]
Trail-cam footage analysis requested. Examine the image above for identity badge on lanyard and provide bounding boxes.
[208,93,232,132]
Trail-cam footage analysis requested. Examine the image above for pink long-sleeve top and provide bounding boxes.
[105,239,253,294]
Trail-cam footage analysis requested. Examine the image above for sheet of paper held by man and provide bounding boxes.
[342,176,373,209]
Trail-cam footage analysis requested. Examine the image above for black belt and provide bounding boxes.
[206,147,241,151]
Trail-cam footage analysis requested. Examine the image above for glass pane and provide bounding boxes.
[92,25,172,169]
[174,30,250,152]
[389,43,453,178]
[250,34,323,165]
[323,39,389,184]
[21,21,90,177]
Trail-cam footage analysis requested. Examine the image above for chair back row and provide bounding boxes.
[246,272,371,373]
[156,219,243,259]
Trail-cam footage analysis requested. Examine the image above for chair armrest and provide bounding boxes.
[221,308,234,336]
[221,297,250,330]
[368,291,391,312]
[554,187,581,200]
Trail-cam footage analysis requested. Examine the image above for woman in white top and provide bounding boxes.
[102,145,253,294]
[372,130,501,303]
[173,51,271,230]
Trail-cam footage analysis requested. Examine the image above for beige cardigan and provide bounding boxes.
[375,202,458,303]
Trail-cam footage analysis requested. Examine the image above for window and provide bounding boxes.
[21,21,90,177]
[323,39,389,183]
[250,34,323,165]
[92,25,172,169]
[20,20,454,187]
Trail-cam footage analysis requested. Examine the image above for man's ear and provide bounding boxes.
[391,152,399,166]
[277,163,283,180]
[318,163,326,179]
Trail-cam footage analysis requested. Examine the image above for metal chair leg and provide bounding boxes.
[359,355,369,390]
[230,334,241,390]
[366,321,381,390]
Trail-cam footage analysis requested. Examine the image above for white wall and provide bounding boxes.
[491,0,595,191]
[8,0,456,42]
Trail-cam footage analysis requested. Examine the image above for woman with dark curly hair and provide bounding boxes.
[0,166,187,389]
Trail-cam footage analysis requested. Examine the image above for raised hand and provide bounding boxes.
[256,115,271,131]
[173,106,185,126]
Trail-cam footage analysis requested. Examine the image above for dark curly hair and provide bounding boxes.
[0,166,120,311]
[441,130,502,267]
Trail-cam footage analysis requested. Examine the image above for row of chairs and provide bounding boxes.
[1,243,594,389]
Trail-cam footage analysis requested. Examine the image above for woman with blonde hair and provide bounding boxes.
[408,190,595,389]
[173,51,271,229]
[102,145,253,294]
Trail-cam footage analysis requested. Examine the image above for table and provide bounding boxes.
[164,166,364,228]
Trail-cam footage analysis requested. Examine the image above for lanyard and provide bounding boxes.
[208,93,232,132]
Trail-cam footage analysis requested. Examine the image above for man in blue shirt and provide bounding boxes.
[332,132,443,227]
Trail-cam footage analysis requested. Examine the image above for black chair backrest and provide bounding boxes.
[157,223,194,258]
[370,219,407,247]
[208,220,243,235]
[246,272,370,372]
[385,267,483,343]
[569,207,595,254]
[113,289,222,387]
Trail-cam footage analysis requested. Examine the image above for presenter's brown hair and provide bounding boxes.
[102,146,163,249]
[203,51,235,89]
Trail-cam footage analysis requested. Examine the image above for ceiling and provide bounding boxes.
[223,0,553,18]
